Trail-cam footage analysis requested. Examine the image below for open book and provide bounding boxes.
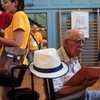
[64,66,100,86]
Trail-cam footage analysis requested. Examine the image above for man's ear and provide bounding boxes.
[64,39,68,44]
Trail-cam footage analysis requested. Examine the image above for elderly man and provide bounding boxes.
[53,29,100,100]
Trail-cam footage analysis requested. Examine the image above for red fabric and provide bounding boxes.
[0,12,12,29]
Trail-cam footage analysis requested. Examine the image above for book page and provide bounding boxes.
[64,66,100,86]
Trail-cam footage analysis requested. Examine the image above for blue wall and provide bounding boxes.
[25,0,100,49]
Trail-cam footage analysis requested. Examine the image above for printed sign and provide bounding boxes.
[71,11,89,38]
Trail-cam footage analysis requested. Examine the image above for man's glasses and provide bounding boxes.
[67,39,85,44]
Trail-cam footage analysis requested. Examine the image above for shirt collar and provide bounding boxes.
[59,46,78,63]
[58,46,70,62]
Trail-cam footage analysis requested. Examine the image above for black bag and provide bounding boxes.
[7,88,40,100]
[7,67,40,100]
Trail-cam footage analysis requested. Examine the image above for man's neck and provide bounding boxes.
[63,45,72,58]
[32,31,36,35]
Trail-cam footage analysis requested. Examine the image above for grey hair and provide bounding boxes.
[63,30,71,43]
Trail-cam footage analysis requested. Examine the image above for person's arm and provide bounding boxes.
[40,40,43,49]
[0,29,5,37]
[39,33,43,49]
[55,76,99,97]
[0,28,24,47]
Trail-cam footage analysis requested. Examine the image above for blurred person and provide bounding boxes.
[42,39,47,49]
[0,0,30,99]
[27,24,43,64]
[0,3,12,50]
[0,3,12,37]
[53,29,100,100]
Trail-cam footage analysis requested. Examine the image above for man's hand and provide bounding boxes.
[81,76,99,88]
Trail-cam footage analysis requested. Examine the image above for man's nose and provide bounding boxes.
[79,41,84,47]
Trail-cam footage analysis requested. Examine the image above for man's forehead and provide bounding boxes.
[70,32,84,39]
[71,29,83,35]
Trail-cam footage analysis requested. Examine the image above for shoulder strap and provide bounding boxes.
[30,33,39,46]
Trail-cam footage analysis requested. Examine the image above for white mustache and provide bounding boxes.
[77,48,83,51]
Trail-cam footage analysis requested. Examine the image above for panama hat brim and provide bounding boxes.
[29,62,69,79]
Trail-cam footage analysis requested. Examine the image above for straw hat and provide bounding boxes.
[29,48,69,78]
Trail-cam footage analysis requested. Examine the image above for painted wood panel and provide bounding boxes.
[52,0,71,5]
[91,0,100,4]
[25,0,100,9]
[71,0,90,5]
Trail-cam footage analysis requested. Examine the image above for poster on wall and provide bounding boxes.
[71,11,89,38]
